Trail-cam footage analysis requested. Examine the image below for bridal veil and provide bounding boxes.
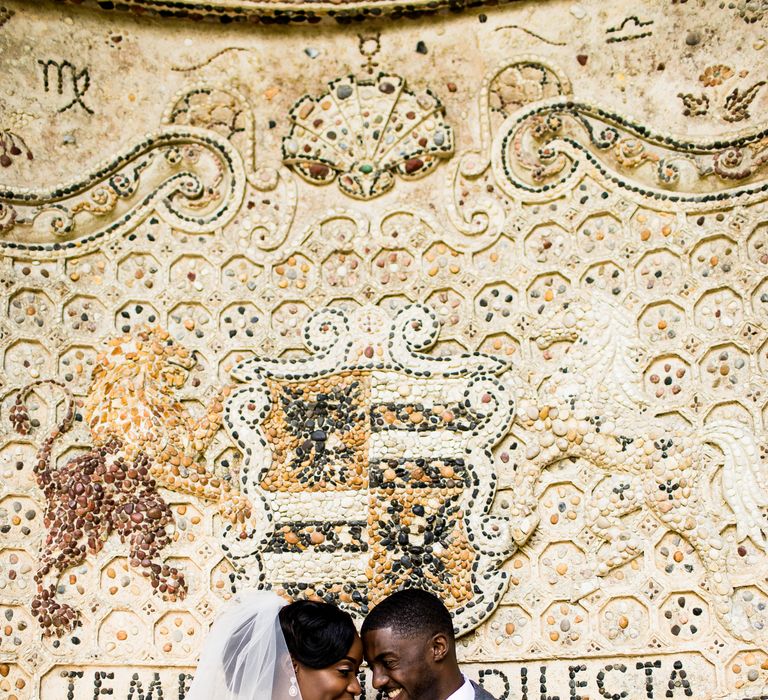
[187,590,302,700]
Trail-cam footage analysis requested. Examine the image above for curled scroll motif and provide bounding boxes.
[0,126,245,257]
[231,306,353,382]
[282,73,454,200]
[165,83,296,251]
[444,57,570,245]
[233,304,507,383]
[493,99,768,209]
[387,304,508,377]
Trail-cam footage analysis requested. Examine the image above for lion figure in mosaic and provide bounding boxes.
[10,326,252,637]
[508,296,767,641]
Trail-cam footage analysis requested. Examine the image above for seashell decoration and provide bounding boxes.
[282,73,454,199]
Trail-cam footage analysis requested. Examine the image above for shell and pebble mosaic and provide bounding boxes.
[3,0,768,697]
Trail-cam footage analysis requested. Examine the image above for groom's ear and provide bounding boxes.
[429,633,450,662]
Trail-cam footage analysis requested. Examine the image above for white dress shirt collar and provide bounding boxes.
[445,675,475,700]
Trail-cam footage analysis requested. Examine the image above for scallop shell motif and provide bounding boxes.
[282,73,454,200]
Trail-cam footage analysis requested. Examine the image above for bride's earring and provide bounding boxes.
[289,677,299,697]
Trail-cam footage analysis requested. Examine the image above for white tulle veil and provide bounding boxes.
[187,590,302,700]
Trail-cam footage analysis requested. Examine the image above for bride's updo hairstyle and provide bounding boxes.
[278,599,357,668]
[188,591,363,700]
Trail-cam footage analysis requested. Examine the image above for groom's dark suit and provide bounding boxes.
[470,680,500,700]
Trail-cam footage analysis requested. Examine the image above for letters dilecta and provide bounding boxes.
[473,657,704,700]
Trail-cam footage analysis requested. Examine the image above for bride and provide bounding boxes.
[187,591,363,700]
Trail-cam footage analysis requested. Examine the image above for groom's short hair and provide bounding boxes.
[362,588,455,640]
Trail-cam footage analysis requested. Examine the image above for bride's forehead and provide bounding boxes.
[344,637,365,663]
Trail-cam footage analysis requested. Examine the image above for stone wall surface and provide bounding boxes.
[1,0,768,697]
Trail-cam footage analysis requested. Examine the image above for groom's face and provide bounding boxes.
[363,626,439,700]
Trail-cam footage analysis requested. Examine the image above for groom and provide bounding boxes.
[361,588,498,700]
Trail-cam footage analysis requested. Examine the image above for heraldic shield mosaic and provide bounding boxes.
[222,304,515,633]
[6,0,768,697]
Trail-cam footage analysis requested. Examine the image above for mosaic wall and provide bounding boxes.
[2,0,768,697]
